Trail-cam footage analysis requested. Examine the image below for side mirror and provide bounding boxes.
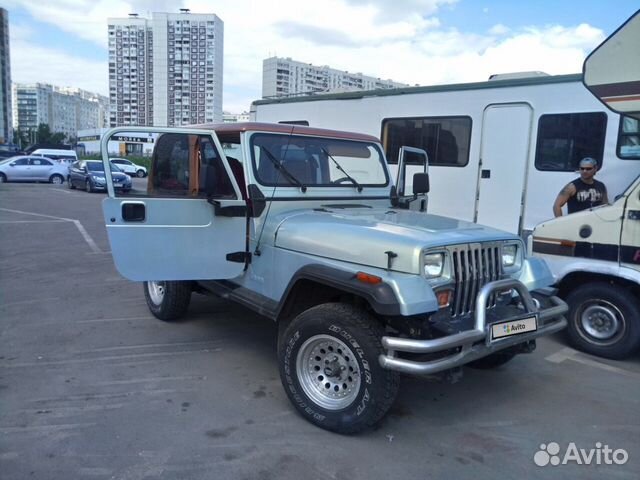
[9,162,15,167]
[583,10,640,119]
[413,173,430,195]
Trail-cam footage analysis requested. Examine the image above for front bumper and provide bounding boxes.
[378,279,567,375]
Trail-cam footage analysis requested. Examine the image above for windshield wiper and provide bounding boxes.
[321,147,363,192]
[261,147,307,192]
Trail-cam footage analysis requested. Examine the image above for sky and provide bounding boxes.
[4,0,639,113]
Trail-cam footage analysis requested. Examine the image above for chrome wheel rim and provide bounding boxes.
[296,334,361,410]
[148,281,165,305]
[578,300,625,345]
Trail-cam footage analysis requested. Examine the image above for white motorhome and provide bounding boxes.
[251,73,640,236]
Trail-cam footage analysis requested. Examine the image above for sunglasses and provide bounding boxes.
[580,167,594,171]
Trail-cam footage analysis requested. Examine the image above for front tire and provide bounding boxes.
[278,303,399,434]
[85,179,93,193]
[67,176,76,189]
[143,281,192,321]
[0,173,6,183]
[565,282,640,359]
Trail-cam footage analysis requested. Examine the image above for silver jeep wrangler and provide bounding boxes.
[100,123,567,433]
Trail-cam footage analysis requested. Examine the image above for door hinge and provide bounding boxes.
[226,251,252,263]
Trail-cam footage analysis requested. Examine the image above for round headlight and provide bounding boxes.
[424,252,444,278]
[502,244,518,267]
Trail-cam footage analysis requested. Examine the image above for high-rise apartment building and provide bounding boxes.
[12,83,108,139]
[108,11,223,128]
[0,8,12,143]
[262,57,409,98]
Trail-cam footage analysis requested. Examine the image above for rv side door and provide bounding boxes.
[101,127,247,281]
[621,179,640,269]
[394,146,429,211]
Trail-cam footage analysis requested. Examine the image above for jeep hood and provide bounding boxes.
[274,208,517,274]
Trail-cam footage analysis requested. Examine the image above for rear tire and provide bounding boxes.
[50,174,64,185]
[278,303,399,434]
[136,169,145,178]
[565,282,640,359]
[144,281,192,321]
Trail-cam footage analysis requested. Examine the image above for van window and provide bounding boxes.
[381,116,471,166]
[617,116,640,159]
[535,112,607,171]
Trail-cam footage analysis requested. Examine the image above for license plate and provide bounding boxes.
[491,315,537,341]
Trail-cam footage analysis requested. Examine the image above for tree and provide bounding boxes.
[35,123,66,147]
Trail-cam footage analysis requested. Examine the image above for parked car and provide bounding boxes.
[68,160,132,193]
[0,155,68,184]
[109,158,147,177]
[0,144,24,159]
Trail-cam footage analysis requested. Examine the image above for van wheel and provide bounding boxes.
[278,303,399,434]
[144,281,192,321]
[565,282,640,359]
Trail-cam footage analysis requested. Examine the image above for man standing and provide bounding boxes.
[553,157,609,217]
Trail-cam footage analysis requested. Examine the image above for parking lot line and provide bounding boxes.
[0,207,102,254]
[546,347,640,379]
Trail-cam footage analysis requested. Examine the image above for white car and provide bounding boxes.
[109,158,148,177]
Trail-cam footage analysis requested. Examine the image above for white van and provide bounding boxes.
[31,149,78,163]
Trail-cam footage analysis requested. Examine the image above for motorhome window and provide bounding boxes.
[250,133,389,187]
[535,112,607,171]
[617,116,640,159]
[381,116,471,167]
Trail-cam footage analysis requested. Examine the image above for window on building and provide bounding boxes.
[381,116,472,166]
[535,112,607,171]
[617,116,640,159]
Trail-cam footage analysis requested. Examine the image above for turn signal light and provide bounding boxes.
[356,272,382,285]
[437,290,451,308]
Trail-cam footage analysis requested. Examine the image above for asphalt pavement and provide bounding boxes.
[1,181,639,480]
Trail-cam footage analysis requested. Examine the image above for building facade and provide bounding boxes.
[0,8,12,144]
[262,57,409,98]
[108,11,223,128]
[222,111,250,123]
[12,83,108,140]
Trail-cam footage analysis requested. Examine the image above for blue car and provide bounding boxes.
[68,160,132,193]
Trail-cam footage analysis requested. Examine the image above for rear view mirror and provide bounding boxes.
[413,173,430,195]
[583,10,640,119]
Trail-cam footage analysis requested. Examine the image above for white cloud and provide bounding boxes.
[6,0,607,113]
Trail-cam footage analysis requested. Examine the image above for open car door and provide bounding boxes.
[101,127,247,281]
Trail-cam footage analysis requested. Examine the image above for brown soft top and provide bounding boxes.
[188,122,380,143]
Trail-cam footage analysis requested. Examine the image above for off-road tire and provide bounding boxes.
[143,281,192,321]
[278,303,399,434]
[565,282,640,360]
[467,351,517,369]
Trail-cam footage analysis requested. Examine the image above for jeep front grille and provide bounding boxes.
[448,243,503,317]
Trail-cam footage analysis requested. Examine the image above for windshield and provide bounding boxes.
[250,133,388,188]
